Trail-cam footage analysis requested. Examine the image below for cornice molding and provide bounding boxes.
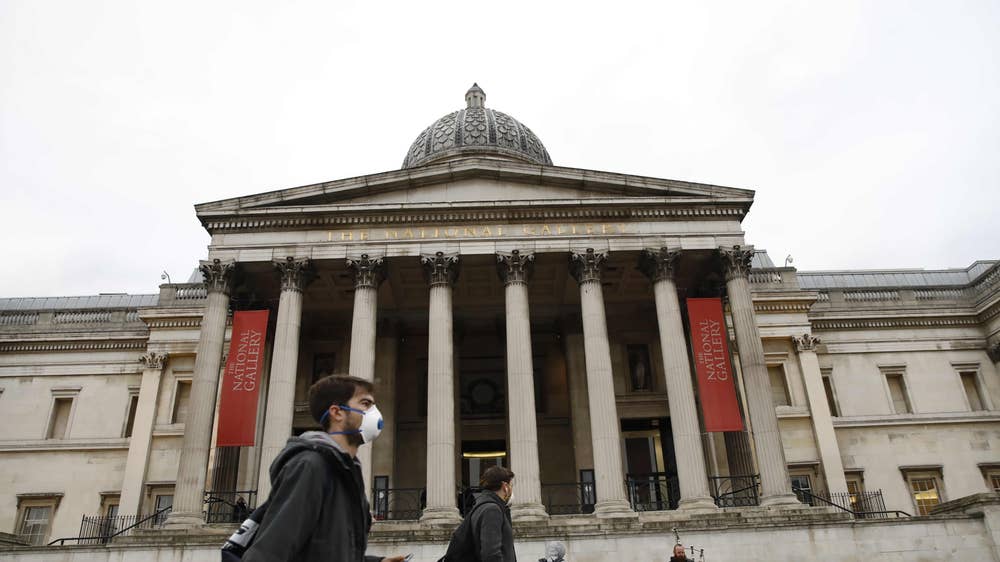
[812,316,980,331]
[145,318,203,329]
[201,204,747,234]
[754,302,813,313]
[0,340,147,353]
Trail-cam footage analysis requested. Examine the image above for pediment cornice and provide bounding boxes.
[195,159,755,222]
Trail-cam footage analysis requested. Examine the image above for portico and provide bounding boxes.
[156,151,806,529]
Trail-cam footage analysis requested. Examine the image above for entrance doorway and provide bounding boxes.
[621,418,679,511]
[461,440,506,514]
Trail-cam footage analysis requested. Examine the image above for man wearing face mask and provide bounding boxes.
[243,375,406,562]
[468,466,517,562]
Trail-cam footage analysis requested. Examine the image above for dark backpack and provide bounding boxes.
[220,502,269,561]
[437,501,491,562]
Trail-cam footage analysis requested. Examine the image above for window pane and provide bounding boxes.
[822,376,839,416]
[961,373,984,411]
[910,477,940,515]
[887,375,910,414]
[48,398,73,439]
[768,365,790,406]
[172,382,191,424]
[124,394,139,437]
[20,506,52,546]
[990,474,1000,493]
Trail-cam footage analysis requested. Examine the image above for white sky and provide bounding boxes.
[2,1,998,297]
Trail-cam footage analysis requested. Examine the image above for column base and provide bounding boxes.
[760,492,804,508]
[593,499,637,519]
[675,495,719,511]
[510,502,549,522]
[419,506,462,525]
[161,511,204,529]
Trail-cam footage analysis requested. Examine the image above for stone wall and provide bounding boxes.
[1,507,997,562]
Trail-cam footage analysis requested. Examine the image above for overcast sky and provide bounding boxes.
[2,1,998,298]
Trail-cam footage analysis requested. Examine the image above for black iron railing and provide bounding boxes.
[204,490,258,524]
[372,487,425,521]
[48,506,172,546]
[541,482,596,515]
[792,486,910,519]
[626,472,679,512]
[709,474,760,507]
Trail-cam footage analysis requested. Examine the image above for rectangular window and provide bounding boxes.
[171,381,192,424]
[961,372,984,411]
[991,475,1000,493]
[18,505,53,546]
[790,474,813,505]
[768,365,790,407]
[910,477,941,515]
[885,373,911,414]
[47,397,74,439]
[123,393,140,437]
[153,494,173,525]
[845,473,865,512]
[821,369,839,416]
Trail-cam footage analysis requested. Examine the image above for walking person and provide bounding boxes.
[242,374,406,562]
[469,466,517,562]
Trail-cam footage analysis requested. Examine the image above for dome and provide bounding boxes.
[402,84,553,169]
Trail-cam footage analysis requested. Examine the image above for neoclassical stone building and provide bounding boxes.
[2,85,1000,561]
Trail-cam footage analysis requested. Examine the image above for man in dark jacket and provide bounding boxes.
[469,466,517,562]
[243,375,405,562]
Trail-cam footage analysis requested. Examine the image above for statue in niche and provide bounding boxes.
[627,344,652,392]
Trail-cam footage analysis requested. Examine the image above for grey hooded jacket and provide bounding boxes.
[469,490,516,562]
[242,432,382,562]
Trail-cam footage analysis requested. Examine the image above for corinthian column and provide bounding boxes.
[720,246,799,506]
[794,333,848,495]
[639,248,716,510]
[347,254,386,498]
[165,259,235,528]
[257,257,314,500]
[420,252,462,524]
[569,249,634,517]
[120,352,169,518]
[497,250,548,521]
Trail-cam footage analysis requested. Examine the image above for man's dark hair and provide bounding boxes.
[479,466,515,491]
[308,374,374,430]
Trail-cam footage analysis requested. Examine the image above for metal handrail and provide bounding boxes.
[792,486,910,518]
[47,506,172,546]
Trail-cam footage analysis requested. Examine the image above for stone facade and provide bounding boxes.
[1,86,999,559]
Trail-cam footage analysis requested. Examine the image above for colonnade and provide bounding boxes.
[163,246,799,527]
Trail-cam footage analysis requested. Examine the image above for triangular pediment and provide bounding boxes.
[195,159,754,218]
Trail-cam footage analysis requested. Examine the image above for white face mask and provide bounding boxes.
[327,403,384,444]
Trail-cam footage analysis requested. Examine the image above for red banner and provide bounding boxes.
[217,310,269,446]
[686,298,744,432]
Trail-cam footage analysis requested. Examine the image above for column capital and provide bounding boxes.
[274,257,315,293]
[139,351,169,370]
[497,250,535,286]
[569,248,607,285]
[719,245,755,281]
[793,333,821,353]
[199,259,237,295]
[639,247,681,283]
[347,254,386,289]
[421,252,460,287]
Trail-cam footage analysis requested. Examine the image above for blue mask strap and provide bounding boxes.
[319,404,366,431]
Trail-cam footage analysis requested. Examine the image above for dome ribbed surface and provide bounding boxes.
[402,85,552,169]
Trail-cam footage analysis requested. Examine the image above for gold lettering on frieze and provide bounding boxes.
[324,223,629,243]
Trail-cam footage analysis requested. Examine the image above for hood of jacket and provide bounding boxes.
[473,489,512,514]
[268,430,358,482]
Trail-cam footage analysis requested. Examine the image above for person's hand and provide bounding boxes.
[381,556,408,562]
